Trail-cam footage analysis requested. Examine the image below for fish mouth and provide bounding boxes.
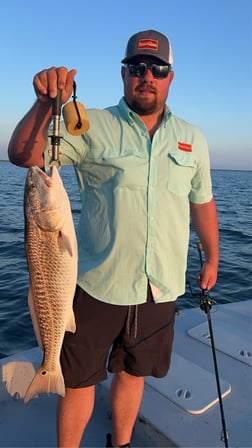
[29,166,56,188]
[26,166,56,214]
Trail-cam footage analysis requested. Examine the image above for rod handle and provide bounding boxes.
[197,242,204,268]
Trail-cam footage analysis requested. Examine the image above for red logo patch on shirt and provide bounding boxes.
[178,141,192,152]
[137,39,159,52]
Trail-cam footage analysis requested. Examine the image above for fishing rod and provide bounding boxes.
[197,242,229,448]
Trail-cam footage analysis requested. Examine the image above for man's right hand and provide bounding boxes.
[33,66,77,105]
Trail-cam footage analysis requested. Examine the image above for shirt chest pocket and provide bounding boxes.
[167,149,196,196]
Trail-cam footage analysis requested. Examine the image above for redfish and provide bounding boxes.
[23,166,77,403]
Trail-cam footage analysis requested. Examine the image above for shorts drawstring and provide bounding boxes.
[126,305,138,338]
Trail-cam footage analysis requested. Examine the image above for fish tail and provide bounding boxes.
[24,365,65,404]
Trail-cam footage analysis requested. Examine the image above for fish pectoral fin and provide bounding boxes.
[65,310,76,333]
[24,365,65,404]
[58,230,76,257]
[28,287,43,349]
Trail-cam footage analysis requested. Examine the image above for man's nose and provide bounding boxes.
[142,68,154,81]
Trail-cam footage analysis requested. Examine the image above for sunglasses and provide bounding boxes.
[127,62,171,79]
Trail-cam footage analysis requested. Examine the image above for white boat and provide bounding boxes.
[0,299,251,447]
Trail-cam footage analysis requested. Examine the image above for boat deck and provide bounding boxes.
[0,300,251,447]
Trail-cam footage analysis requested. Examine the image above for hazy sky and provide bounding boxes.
[1,0,251,169]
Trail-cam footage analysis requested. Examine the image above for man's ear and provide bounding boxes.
[121,66,126,80]
[169,70,175,84]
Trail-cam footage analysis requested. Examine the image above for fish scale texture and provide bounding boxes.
[27,226,75,370]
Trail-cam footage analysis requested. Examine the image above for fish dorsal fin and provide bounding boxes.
[28,287,43,349]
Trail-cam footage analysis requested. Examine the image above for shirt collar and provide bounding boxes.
[118,97,172,126]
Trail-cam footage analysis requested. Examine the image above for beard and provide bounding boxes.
[130,97,158,115]
[127,82,158,115]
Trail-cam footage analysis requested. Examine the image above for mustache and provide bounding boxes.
[136,81,157,93]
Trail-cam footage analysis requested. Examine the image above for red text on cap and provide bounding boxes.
[137,39,159,52]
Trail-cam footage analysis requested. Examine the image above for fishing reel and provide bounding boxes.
[199,289,212,313]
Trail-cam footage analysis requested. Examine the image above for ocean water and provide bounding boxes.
[0,162,251,359]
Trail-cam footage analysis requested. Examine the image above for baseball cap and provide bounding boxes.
[121,30,173,65]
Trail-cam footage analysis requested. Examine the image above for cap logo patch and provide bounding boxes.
[178,142,192,152]
[137,38,159,52]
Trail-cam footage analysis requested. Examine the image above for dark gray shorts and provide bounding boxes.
[60,285,176,388]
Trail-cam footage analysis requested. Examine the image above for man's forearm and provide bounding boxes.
[190,198,219,290]
[190,198,219,268]
[8,99,52,168]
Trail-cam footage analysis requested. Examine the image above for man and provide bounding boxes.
[8,30,218,448]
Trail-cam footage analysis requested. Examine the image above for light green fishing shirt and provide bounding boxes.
[45,97,213,305]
